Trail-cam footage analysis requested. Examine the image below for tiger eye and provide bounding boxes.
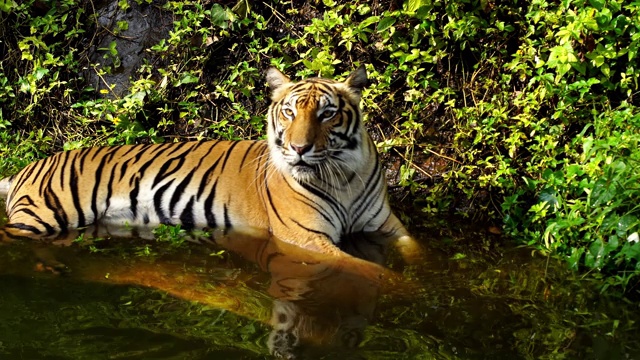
[283,108,294,118]
[322,109,336,120]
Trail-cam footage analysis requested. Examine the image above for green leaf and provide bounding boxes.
[377,17,396,32]
[593,54,604,67]
[591,179,616,206]
[585,240,605,269]
[211,4,230,29]
[176,73,199,86]
[360,16,380,28]
[617,214,638,236]
[231,0,250,20]
[405,0,431,13]
[0,0,16,12]
[568,247,584,270]
[565,164,584,178]
[589,0,605,10]
[539,188,560,209]
[18,77,31,93]
[34,67,49,81]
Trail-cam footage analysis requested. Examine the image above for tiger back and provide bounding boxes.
[0,67,420,259]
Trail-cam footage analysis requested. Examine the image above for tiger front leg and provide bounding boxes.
[373,213,424,264]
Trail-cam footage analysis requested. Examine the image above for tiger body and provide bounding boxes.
[0,67,416,257]
[2,140,272,233]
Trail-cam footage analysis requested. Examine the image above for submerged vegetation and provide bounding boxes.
[0,0,639,291]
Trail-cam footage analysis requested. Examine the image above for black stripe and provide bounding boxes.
[29,156,48,188]
[197,157,223,200]
[262,249,285,272]
[0,228,32,240]
[279,173,335,224]
[11,206,56,235]
[78,147,89,172]
[350,163,384,222]
[353,195,386,233]
[179,196,195,229]
[90,149,116,226]
[223,204,232,228]
[14,194,36,207]
[239,141,258,171]
[329,130,359,149]
[169,170,195,216]
[290,218,335,243]
[13,208,45,223]
[42,186,68,234]
[165,141,191,157]
[153,179,174,224]
[153,157,186,188]
[219,141,240,173]
[264,180,286,227]
[59,151,71,191]
[4,223,42,235]
[120,144,147,158]
[69,161,85,227]
[121,160,130,183]
[204,180,218,228]
[129,148,171,218]
[38,156,58,198]
[129,178,140,219]
[135,144,156,158]
[297,179,348,229]
[104,165,117,215]
[101,149,119,216]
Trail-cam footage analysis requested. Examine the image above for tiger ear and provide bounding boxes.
[266,68,291,91]
[345,66,368,92]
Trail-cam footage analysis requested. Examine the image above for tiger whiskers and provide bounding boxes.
[248,150,279,192]
[318,162,341,201]
[319,157,354,200]
[326,149,366,190]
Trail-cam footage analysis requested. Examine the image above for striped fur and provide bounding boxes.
[0,68,418,257]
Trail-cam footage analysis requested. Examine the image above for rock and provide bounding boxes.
[87,0,171,98]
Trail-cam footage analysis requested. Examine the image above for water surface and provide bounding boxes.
[1,202,639,359]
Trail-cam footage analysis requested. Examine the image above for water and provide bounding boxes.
[1,202,639,359]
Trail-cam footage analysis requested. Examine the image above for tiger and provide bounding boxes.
[0,67,421,260]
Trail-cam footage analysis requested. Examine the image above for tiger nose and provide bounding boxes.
[291,143,312,155]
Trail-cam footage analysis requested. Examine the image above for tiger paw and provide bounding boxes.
[394,235,426,265]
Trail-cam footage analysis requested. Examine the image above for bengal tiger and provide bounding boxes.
[0,67,420,260]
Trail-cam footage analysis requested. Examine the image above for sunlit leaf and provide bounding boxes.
[376,17,396,32]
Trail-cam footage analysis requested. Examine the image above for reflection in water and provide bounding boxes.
[213,230,391,359]
[3,202,639,359]
[0,220,404,359]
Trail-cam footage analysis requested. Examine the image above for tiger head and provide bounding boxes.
[265,67,370,183]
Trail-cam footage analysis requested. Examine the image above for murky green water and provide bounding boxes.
[1,202,640,359]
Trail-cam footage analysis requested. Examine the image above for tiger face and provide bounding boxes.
[266,67,369,183]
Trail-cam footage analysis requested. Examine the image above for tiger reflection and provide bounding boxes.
[2,224,399,359]
[211,230,390,359]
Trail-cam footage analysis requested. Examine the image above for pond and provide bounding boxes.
[1,201,639,359]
